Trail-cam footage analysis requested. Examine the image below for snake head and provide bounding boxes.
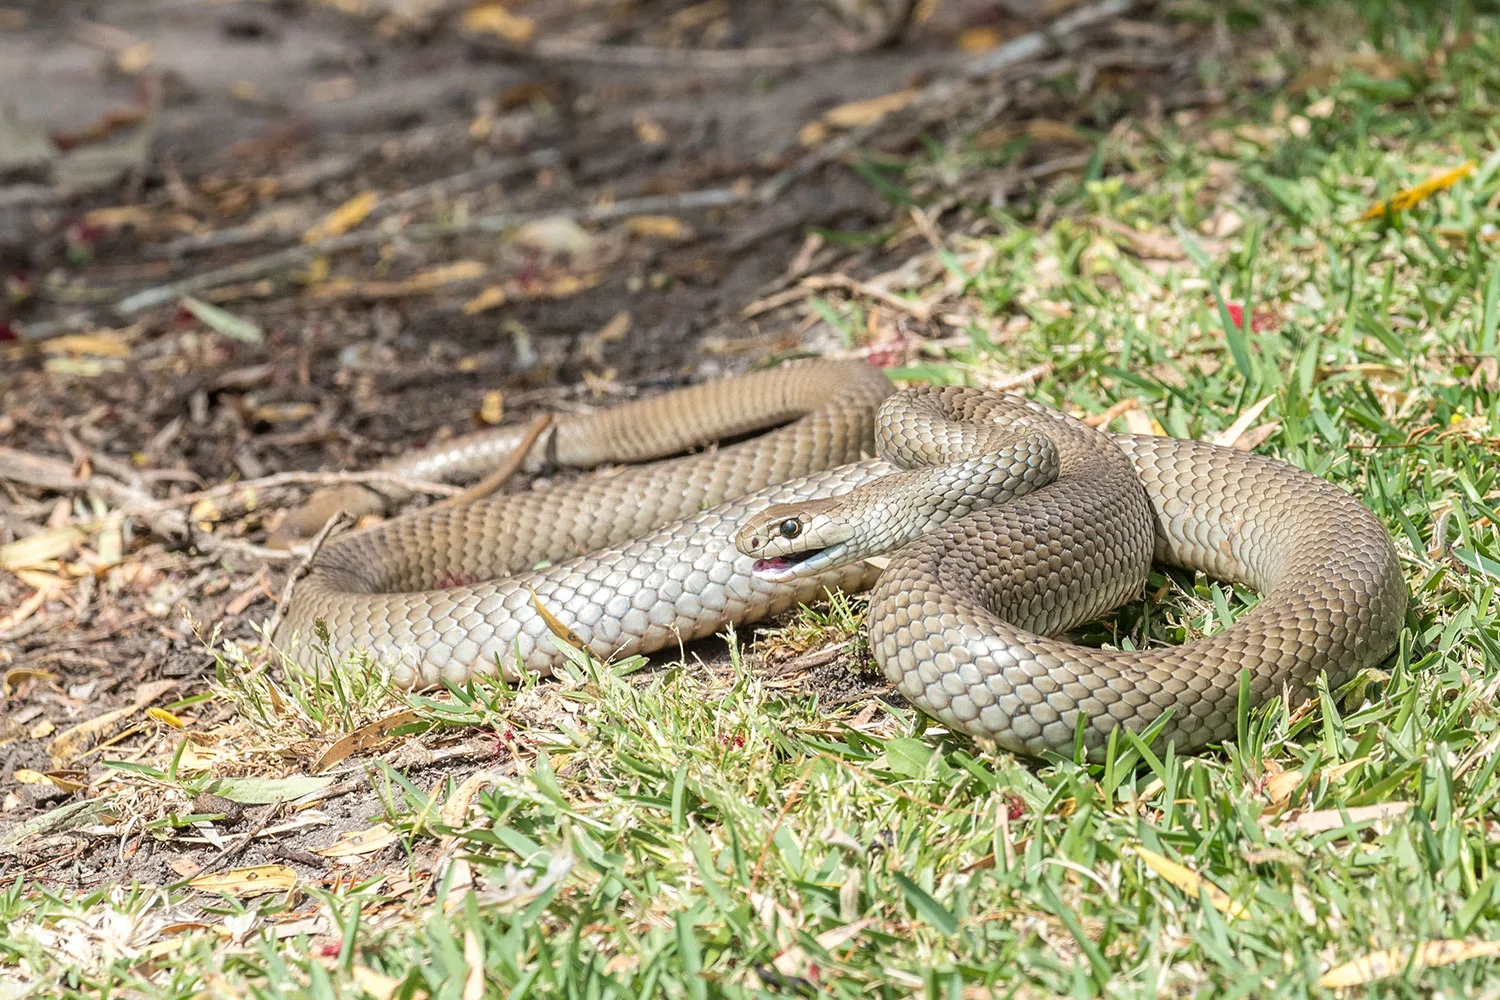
[734,497,854,583]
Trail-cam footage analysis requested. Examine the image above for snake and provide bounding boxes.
[271,359,1407,758]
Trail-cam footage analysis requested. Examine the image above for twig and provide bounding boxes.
[203,800,282,871]
[962,0,1136,78]
[155,148,563,259]
[525,34,878,72]
[114,187,748,315]
[799,274,933,322]
[766,640,855,678]
[110,0,1135,317]
[265,510,351,640]
[120,469,464,516]
[435,414,553,510]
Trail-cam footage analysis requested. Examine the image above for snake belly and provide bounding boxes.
[271,361,1406,758]
[271,360,899,685]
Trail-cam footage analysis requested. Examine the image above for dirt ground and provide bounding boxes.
[0,0,1216,889]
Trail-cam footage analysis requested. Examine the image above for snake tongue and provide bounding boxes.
[753,557,792,573]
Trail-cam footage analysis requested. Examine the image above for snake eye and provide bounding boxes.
[779,518,801,539]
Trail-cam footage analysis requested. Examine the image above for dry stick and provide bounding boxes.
[962,0,1135,78]
[265,510,351,640]
[112,1,1135,318]
[156,148,564,259]
[528,35,875,71]
[523,0,916,70]
[434,414,553,510]
[114,187,746,316]
[121,469,464,516]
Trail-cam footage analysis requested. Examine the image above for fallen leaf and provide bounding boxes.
[633,113,667,146]
[479,390,504,426]
[1319,939,1500,988]
[1362,161,1475,221]
[461,4,535,42]
[212,774,335,804]
[529,588,588,651]
[115,41,154,74]
[957,25,1004,52]
[514,272,600,299]
[1128,845,1249,919]
[1212,396,1276,448]
[180,296,264,344]
[623,215,693,240]
[2,667,57,698]
[315,823,400,858]
[798,120,829,147]
[307,261,485,301]
[312,709,423,773]
[1,527,84,571]
[462,286,508,314]
[464,925,485,1000]
[302,190,378,243]
[48,680,177,765]
[1278,800,1411,836]
[146,707,185,728]
[511,216,595,257]
[824,89,922,130]
[351,966,403,1000]
[188,864,298,897]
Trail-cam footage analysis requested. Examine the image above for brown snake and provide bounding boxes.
[271,360,1406,758]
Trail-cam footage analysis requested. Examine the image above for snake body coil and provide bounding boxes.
[273,360,1406,757]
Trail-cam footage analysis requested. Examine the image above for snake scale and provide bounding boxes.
[272,360,1406,758]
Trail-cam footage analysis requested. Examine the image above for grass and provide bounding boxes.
[5,1,1500,997]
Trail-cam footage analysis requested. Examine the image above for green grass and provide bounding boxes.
[6,2,1500,997]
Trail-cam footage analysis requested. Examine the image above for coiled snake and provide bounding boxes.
[272,360,1406,758]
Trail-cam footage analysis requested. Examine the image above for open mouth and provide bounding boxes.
[752,547,827,578]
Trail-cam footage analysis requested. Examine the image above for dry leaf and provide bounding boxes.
[307,261,485,301]
[623,215,692,240]
[49,679,176,765]
[1278,801,1411,835]
[957,25,1004,52]
[464,925,485,1000]
[315,823,400,858]
[302,190,378,243]
[1362,161,1475,221]
[1212,396,1276,447]
[462,286,508,314]
[2,667,57,698]
[1123,408,1163,436]
[39,332,134,358]
[479,390,504,425]
[146,707,185,728]
[312,709,423,773]
[351,966,403,1000]
[181,296,264,344]
[1128,845,1249,919]
[0,588,51,633]
[1319,940,1500,988]
[633,114,667,146]
[798,120,829,147]
[515,273,601,300]
[461,4,535,42]
[115,41,154,74]
[529,588,588,651]
[1,527,84,571]
[511,216,595,257]
[823,89,922,130]
[188,864,298,897]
